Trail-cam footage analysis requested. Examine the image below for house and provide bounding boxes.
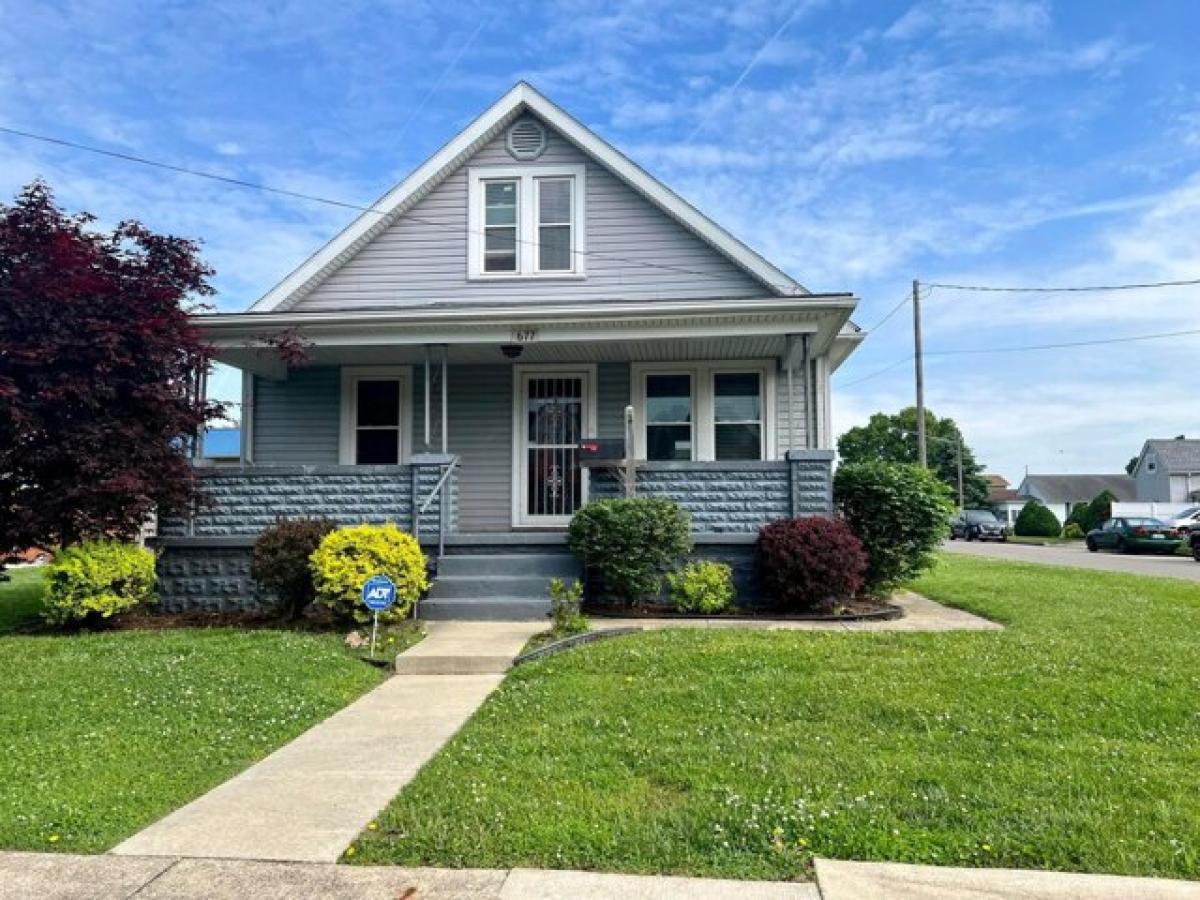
[1013,473,1135,525]
[984,474,1024,526]
[155,83,862,617]
[1131,438,1200,503]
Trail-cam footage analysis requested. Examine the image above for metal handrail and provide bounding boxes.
[414,455,459,561]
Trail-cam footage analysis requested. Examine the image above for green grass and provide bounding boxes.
[1006,535,1080,545]
[0,627,387,852]
[0,566,47,632]
[353,555,1200,881]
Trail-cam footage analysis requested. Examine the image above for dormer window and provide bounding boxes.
[468,165,585,279]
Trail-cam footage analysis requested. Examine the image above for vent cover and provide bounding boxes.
[506,119,547,160]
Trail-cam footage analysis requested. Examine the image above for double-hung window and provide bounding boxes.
[468,165,585,278]
[645,374,693,461]
[635,363,772,462]
[713,372,763,460]
[340,367,409,466]
[483,180,519,273]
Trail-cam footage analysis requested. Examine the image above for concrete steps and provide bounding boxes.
[422,550,582,621]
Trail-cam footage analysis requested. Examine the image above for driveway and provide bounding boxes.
[943,539,1200,582]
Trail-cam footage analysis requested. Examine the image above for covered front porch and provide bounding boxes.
[201,296,857,533]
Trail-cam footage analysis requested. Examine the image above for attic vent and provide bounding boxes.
[506,119,546,160]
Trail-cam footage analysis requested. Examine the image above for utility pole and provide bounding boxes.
[913,278,927,468]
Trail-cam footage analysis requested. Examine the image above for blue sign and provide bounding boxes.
[362,575,397,611]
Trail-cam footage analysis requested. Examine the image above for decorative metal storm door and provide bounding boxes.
[519,371,589,525]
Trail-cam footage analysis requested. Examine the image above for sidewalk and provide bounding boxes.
[4,853,1198,900]
[111,621,541,863]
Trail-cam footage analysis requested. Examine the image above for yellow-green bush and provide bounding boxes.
[667,560,735,614]
[310,523,428,624]
[42,540,157,625]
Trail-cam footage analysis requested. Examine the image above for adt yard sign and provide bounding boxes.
[361,574,396,658]
[362,575,396,611]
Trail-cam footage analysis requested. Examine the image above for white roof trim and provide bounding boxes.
[250,82,806,313]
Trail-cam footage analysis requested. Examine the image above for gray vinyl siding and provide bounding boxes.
[292,116,765,311]
[597,362,630,440]
[252,368,340,464]
[446,364,513,532]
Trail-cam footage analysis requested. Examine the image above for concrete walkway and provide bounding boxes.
[5,853,1198,900]
[600,591,1001,633]
[112,620,540,863]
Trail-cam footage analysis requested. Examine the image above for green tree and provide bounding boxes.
[1125,457,1139,475]
[837,407,989,507]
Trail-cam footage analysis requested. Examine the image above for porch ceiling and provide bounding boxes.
[199,295,858,378]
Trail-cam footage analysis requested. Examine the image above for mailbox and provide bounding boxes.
[578,438,626,466]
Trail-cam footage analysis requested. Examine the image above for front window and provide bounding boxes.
[536,177,573,271]
[713,372,762,461]
[645,374,693,460]
[354,379,401,464]
[483,180,518,273]
[468,165,585,278]
[635,362,772,461]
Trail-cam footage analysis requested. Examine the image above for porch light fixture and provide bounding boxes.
[500,344,524,359]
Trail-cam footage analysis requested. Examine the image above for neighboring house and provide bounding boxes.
[156,83,862,617]
[984,474,1024,526]
[1131,438,1200,503]
[1014,474,1135,525]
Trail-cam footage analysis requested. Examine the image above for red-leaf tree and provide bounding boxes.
[0,181,222,557]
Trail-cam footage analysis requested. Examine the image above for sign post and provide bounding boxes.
[361,574,397,659]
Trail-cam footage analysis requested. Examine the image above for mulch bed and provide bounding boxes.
[582,598,901,622]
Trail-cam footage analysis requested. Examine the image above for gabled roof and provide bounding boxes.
[251,82,807,313]
[1018,474,1135,502]
[1138,438,1200,474]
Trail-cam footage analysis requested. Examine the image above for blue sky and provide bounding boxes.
[2,0,1198,482]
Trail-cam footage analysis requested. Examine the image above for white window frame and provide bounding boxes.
[631,361,776,462]
[339,366,413,465]
[467,164,586,280]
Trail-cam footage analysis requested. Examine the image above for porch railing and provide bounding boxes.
[414,454,460,560]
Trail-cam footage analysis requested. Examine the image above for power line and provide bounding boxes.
[840,322,1200,384]
[926,277,1200,293]
[928,325,1200,355]
[837,354,913,389]
[0,122,810,295]
[861,284,933,334]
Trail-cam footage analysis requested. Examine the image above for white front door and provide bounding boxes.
[514,367,595,527]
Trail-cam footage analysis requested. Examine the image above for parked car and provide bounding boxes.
[1156,505,1200,534]
[950,509,1009,542]
[1085,517,1182,555]
[1188,524,1200,562]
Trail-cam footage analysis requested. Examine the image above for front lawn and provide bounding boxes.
[353,555,1200,881]
[0,566,47,631]
[0,627,386,851]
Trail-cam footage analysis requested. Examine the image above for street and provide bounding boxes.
[942,538,1200,582]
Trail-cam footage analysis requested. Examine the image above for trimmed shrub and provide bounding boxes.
[834,461,954,593]
[310,523,427,624]
[567,498,692,606]
[251,517,338,619]
[1083,490,1117,533]
[42,540,156,625]
[547,577,588,636]
[757,517,867,612]
[1062,522,1085,540]
[667,561,735,614]
[1015,500,1061,537]
[1066,503,1092,534]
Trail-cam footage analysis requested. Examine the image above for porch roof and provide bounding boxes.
[198,295,862,379]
